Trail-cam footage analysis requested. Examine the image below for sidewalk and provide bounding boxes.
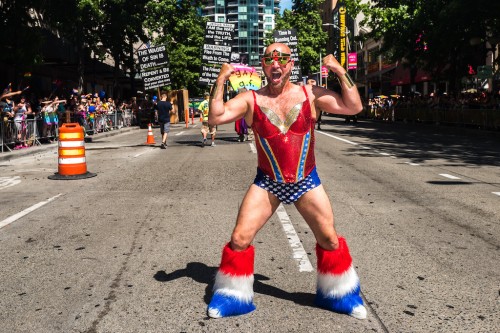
[0,126,141,162]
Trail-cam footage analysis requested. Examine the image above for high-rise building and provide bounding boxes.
[203,0,281,67]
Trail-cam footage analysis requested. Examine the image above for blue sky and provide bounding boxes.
[280,0,293,14]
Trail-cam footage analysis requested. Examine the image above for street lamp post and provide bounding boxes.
[322,23,350,70]
[319,51,322,87]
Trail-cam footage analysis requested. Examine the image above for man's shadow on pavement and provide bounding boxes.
[153,262,315,307]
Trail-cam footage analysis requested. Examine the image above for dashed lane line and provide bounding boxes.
[275,204,314,272]
[492,192,500,197]
[0,193,63,230]
[439,173,461,180]
[317,131,358,145]
[133,149,154,158]
[249,142,256,153]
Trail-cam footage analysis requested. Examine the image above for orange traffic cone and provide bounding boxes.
[145,123,155,144]
[48,123,96,180]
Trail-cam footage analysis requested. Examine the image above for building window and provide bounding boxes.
[239,14,247,20]
[239,6,247,13]
[239,31,248,38]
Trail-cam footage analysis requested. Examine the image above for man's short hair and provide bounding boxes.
[307,79,317,85]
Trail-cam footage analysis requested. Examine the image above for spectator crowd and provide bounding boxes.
[1,87,143,150]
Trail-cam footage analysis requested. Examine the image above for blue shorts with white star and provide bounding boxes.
[253,167,321,204]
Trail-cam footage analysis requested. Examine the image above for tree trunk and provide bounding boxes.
[113,52,120,100]
[128,39,136,96]
[76,21,85,93]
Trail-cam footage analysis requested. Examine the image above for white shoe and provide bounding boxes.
[211,142,215,147]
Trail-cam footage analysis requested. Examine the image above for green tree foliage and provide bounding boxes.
[362,0,500,92]
[274,0,327,76]
[274,0,364,77]
[44,0,106,92]
[99,0,149,97]
[0,0,45,86]
[144,0,206,96]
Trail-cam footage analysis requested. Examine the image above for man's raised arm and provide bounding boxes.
[208,63,250,126]
[314,54,363,116]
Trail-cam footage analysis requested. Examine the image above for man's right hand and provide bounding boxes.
[219,63,235,82]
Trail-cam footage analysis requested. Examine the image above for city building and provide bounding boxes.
[202,0,281,67]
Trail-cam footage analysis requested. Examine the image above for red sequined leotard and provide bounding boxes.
[251,86,316,183]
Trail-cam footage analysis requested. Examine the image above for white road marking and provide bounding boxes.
[249,142,256,154]
[0,176,21,190]
[379,152,391,156]
[175,131,185,136]
[14,169,52,173]
[492,192,500,197]
[0,193,63,230]
[133,150,153,158]
[317,131,358,145]
[405,162,420,166]
[275,204,314,272]
[439,173,461,180]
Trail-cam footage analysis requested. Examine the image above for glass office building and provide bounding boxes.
[203,0,280,66]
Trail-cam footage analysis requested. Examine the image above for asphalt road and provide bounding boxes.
[0,117,498,333]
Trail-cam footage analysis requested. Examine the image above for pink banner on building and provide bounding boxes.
[321,66,329,78]
[348,53,357,70]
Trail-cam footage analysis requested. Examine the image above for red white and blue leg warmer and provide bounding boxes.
[315,237,367,319]
[207,243,256,318]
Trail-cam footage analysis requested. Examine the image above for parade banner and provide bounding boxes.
[273,29,301,82]
[228,65,261,91]
[141,67,171,91]
[199,22,235,86]
[137,44,171,90]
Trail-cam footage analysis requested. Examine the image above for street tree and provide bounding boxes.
[274,0,365,78]
[362,0,500,93]
[0,0,46,89]
[274,0,328,77]
[100,0,148,99]
[144,0,206,96]
[45,0,105,93]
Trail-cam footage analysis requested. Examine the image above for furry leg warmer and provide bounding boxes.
[207,243,256,318]
[315,237,367,319]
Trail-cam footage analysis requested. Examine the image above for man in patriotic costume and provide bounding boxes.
[207,42,366,320]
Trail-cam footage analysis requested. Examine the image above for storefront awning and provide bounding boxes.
[391,64,432,86]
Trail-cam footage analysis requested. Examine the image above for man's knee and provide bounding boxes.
[230,232,252,251]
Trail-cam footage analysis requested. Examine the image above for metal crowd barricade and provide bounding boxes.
[1,109,137,153]
[122,109,132,127]
[1,118,58,152]
[393,107,499,130]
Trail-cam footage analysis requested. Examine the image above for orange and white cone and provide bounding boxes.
[145,123,155,144]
